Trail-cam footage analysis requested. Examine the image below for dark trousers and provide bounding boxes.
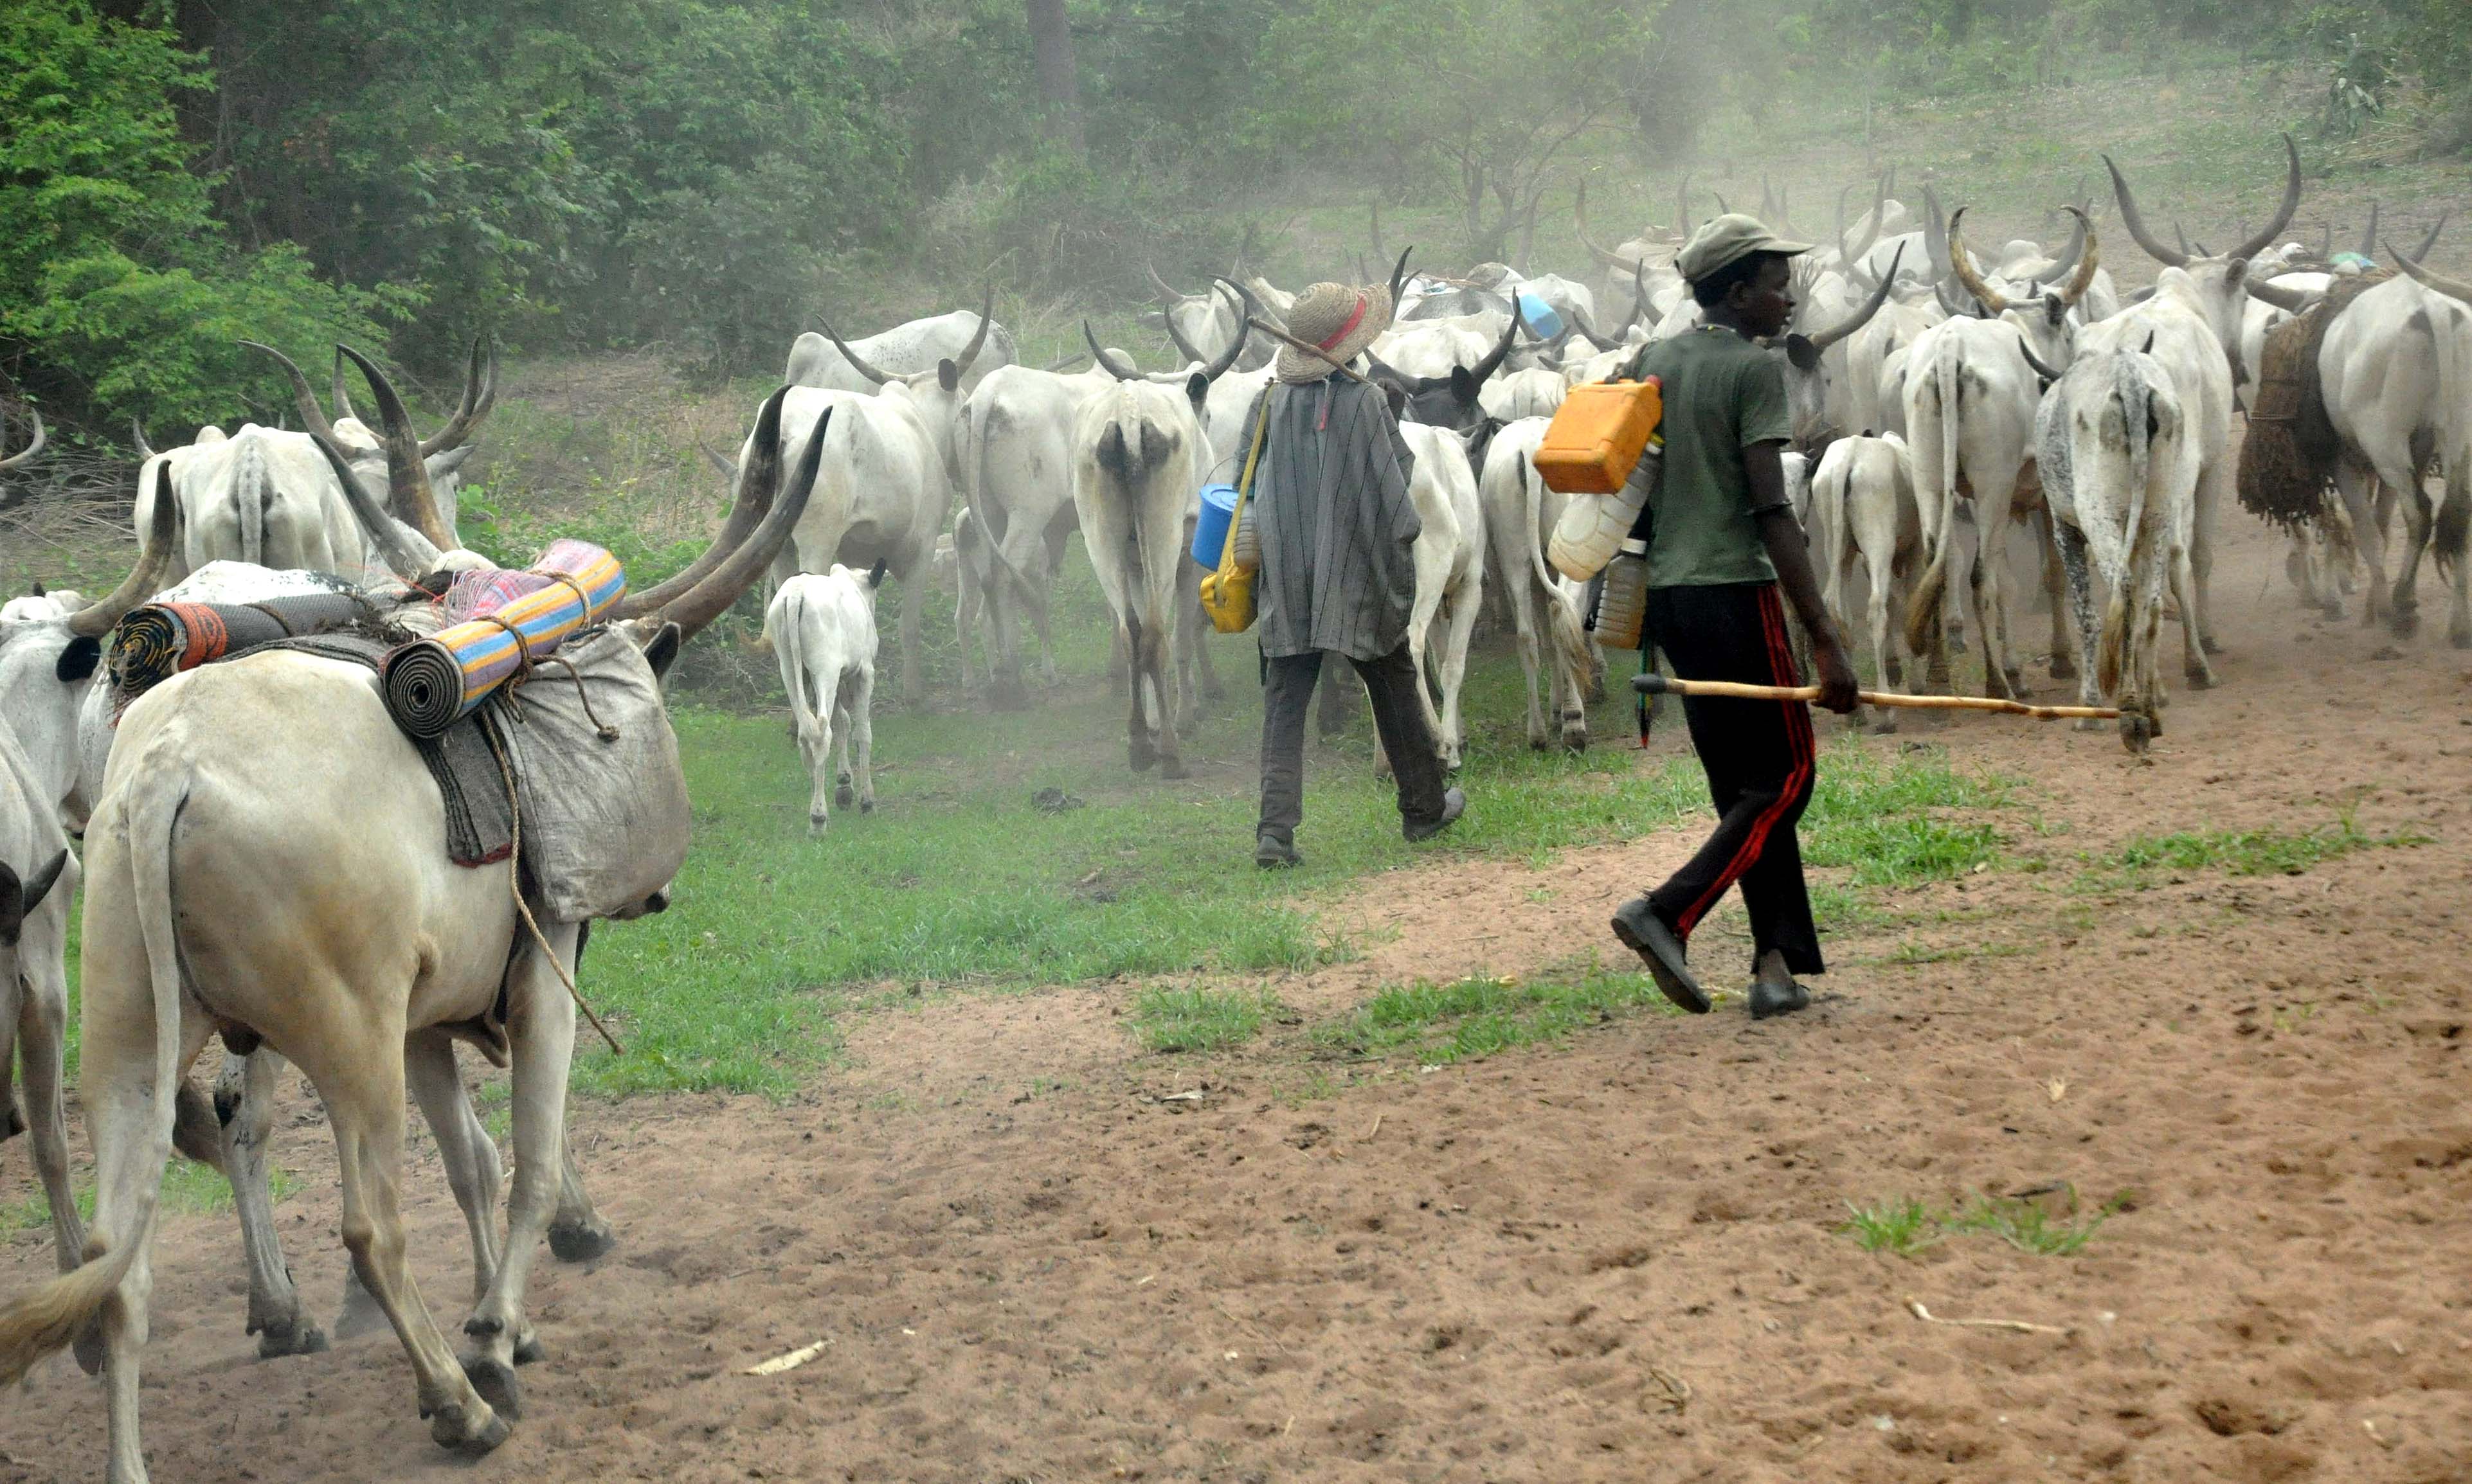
[1643,583,1823,976]
[1259,645,1447,845]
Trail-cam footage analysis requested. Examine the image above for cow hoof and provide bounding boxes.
[1560,731,1589,755]
[859,798,876,814]
[2184,666,2214,690]
[514,1333,546,1366]
[2118,713,2154,753]
[2450,623,2472,650]
[1158,757,1190,782]
[548,1219,615,1263]
[256,1321,330,1359]
[430,1401,513,1454]
[462,1356,523,1422]
[2048,654,2077,681]
[1128,744,1157,773]
[835,781,854,809]
[0,1097,23,1142]
[807,815,831,836]
[2320,601,2346,621]
[2075,715,2106,734]
[2200,635,2224,656]
[1870,715,1900,737]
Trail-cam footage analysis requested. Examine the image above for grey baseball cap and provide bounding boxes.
[1675,213,1813,285]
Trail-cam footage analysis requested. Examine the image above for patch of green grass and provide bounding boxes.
[1129,986,1277,1054]
[1839,1197,1944,1256]
[1801,742,2016,887]
[7,1161,301,1233]
[1949,1192,2131,1257]
[2079,814,2428,893]
[1838,1189,2129,1258]
[1323,954,1686,1066]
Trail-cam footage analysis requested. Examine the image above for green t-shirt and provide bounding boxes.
[1632,325,1791,588]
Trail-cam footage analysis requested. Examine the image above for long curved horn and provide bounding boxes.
[2356,201,2381,262]
[1574,179,1630,269]
[1675,171,1693,237]
[335,344,456,552]
[2103,152,2189,268]
[330,349,363,426]
[1369,199,1387,261]
[1466,298,1524,386]
[2246,275,2320,314]
[2054,206,2100,307]
[1809,243,1906,352]
[1146,262,1190,306]
[1617,259,1650,337]
[417,337,498,458]
[816,314,899,386]
[1921,183,1951,279]
[2016,336,2066,386]
[1160,298,1210,366]
[1043,350,1090,373]
[0,408,44,472]
[618,386,789,620]
[2174,222,2192,258]
[950,282,997,379]
[304,419,439,582]
[2415,211,2448,260]
[129,416,154,462]
[1083,322,1142,382]
[2034,204,2089,291]
[1192,287,1250,382]
[2228,134,2304,265]
[242,339,344,447]
[1946,209,2010,314]
[660,408,826,644]
[68,465,183,637]
[1385,246,1413,307]
[2386,241,2472,308]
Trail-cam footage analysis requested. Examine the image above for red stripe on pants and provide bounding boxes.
[1672,587,1816,936]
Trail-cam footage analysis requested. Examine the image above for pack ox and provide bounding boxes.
[0,370,819,1479]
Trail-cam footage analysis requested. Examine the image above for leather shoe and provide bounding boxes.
[1747,977,1811,1019]
[1254,834,1301,870]
[1609,898,1709,1014]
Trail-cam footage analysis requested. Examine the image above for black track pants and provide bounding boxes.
[1643,582,1824,976]
[1258,646,1447,846]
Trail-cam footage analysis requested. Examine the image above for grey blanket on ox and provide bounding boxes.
[215,627,689,920]
[221,634,514,868]
[111,593,389,698]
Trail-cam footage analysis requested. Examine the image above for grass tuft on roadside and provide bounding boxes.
[1323,955,1688,1067]
[1839,1188,2129,1258]
[1130,986,1279,1054]
[2079,812,2428,892]
[7,1161,300,1235]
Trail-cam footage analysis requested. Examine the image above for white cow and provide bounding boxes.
[786,294,1016,395]
[1901,313,2060,697]
[765,562,885,833]
[1072,333,1227,778]
[953,362,1111,701]
[2100,133,2311,663]
[1477,417,1595,751]
[1,587,82,625]
[1809,433,1923,731]
[1479,366,1567,422]
[2323,254,2472,646]
[1395,423,1486,769]
[2038,344,2203,749]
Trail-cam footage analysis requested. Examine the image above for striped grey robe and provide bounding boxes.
[1234,377,1421,661]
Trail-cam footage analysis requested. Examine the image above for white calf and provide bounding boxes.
[1396,424,1486,769]
[1810,434,1924,731]
[764,564,887,834]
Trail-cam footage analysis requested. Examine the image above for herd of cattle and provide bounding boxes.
[2,137,2470,1475]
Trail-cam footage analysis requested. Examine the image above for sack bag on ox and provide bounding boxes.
[1199,390,1274,634]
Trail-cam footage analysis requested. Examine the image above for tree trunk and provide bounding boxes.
[1024,0,1085,156]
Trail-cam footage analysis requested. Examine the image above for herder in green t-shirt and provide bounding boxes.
[1607,214,1860,1021]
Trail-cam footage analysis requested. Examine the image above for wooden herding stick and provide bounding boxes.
[1632,672,2120,720]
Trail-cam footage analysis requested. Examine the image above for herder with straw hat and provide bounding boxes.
[1607,213,1859,1019]
[1228,266,1465,869]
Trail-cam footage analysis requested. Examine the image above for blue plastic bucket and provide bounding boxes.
[1517,292,1564,341]
[1192,483,1240,568]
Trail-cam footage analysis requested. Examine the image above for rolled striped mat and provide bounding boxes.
[380,541,627,737]
[113,593,383,697]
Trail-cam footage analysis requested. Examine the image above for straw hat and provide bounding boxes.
[1276,281,1394,384]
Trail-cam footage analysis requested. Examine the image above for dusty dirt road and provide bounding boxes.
[5,509,2469,1483]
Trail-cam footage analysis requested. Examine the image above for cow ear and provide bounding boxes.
[1382,381,1409,419]
[642,621,683,680]
[867,557,888,589]
[938,359,961,393]
[1450,365,1477,402]
[1184,371,1209,409]
[56,635,102,683]
[1786,334,1822,373]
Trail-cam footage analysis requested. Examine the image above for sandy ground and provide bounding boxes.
[5,508,2470,1483]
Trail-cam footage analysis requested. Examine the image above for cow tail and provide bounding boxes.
[236,434,267,565]
[773,587,819,745]
[1903,340,1962,656]
[2432,301,2472,579]
[2098,359,2150,698]
[1524,455,1594,688]
[0,766,189,1386]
